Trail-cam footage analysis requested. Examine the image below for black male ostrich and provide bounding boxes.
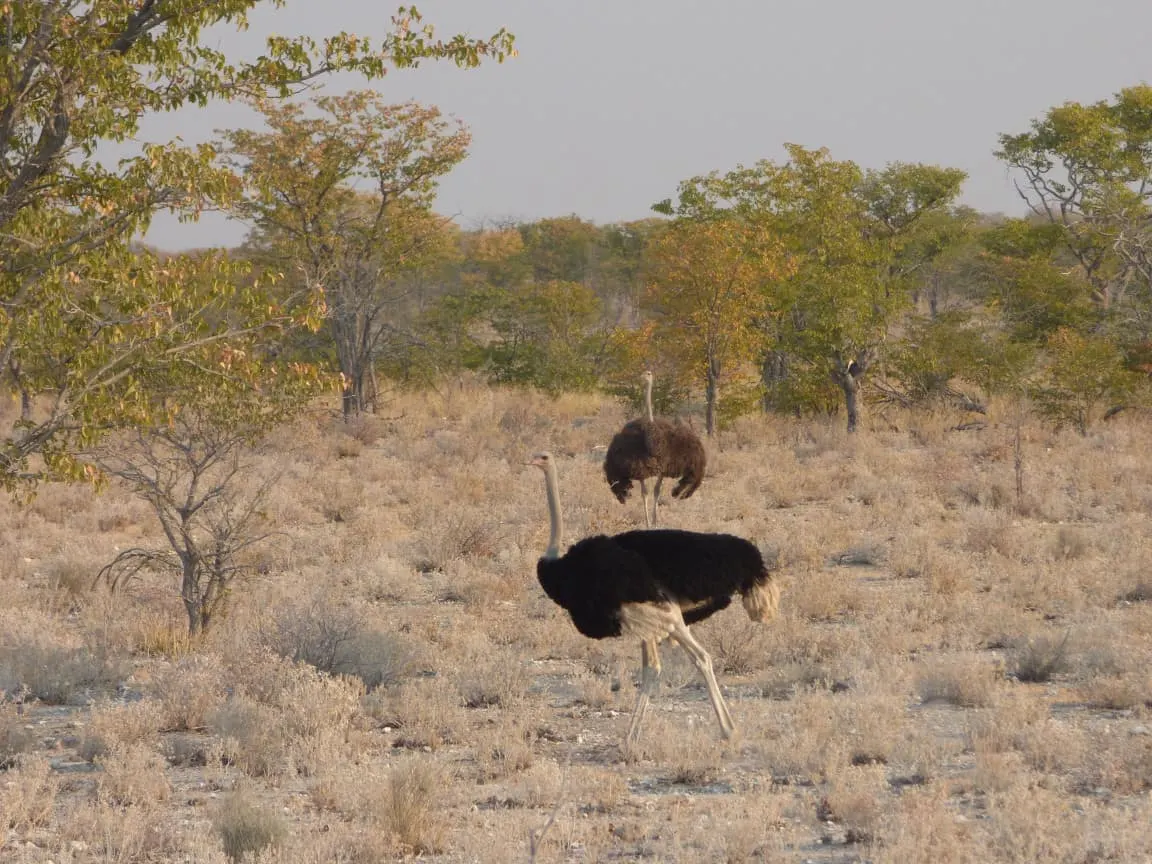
[604,370,706,527]
[529,451,780,743]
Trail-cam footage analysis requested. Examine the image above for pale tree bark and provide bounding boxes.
[831,349,873,433]
[704,354,720,438]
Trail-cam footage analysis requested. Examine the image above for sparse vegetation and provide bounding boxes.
[2,384,1151,861]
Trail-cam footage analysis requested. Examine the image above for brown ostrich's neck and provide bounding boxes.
[542,461,564,559]
[644,376,654,423]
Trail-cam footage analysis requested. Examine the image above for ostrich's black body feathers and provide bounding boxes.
[536,529,769,639]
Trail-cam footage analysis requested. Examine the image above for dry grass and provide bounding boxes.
[375,758,449,854]
[79,697,164,760]
[212,786,288,862]
[2,382,1152,862]
[96,742,172,805]
[0,756,58,834]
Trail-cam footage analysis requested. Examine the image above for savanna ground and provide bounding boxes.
[2,381,1152,863]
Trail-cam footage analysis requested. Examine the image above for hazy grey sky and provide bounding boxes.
[139,0,1152,250]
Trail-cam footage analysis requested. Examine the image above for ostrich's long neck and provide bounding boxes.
[644,376,655,423]
[542,462,564,559]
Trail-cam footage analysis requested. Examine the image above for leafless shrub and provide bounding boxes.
[44,554,93,608]
[964,521,1014,557]
[0,642,127,705]
[1052,525,1091,560]
[372,759,448,855]
[311,474,365,523]
[409,507,501,572]
[127,612,197,659]
[259,596,418,690]
[376,678,464,751]
[333,436,364,459]
[343,414,386,445]
[96,743,172,806]
[212,787,288,863]
[1008,631,1071,683]
[0,703,35,769]
[1120,581,1152,603]
[80,698,164,761]
[829,542,888,568]
[0,756,58,833]
[787,569,862,622]
[210,696,289,779]
[305,765,364,815]
[149,652,231,731]
[1081,674,1150,710]
[163,733,213,768]
[61,799,178,863]
[822,766,888,845]
[916,657,1000,707]
[872,785,968,863]
[706,619,773,674]
[93,412,285,636]
[476,719,536,780]
[458,650,528,709]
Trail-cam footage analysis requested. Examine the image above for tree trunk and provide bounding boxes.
[331,306,371,421]
[760,350,790,414]
[704,355,719,437]
[341,383,360,421]
[7,359,31,421]
[832,351,869,434]
[182,561,202,637]
[840,372,861,433]
[928,272,941,318]
[367,364,380,414]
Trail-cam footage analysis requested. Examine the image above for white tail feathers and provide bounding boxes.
[741,575,781,623]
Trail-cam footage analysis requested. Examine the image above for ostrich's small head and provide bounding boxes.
[527,451,554,471]
[642,370,654,384]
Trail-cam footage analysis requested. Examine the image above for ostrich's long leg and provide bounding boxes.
[652,477,664,525]
[639,479,652,528]
[670,618,735,739]
[626,639,663,745]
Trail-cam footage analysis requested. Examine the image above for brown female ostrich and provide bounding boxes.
[604,370,706,526]
[529,451,780,743]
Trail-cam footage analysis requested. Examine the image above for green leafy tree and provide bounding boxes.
[413,285,495,381]
[973,230,1097,343]
[219,91,471,417]
[643,213,787,436]
[678,146,966,431]
[518,216,600,284]
[881,311,979,409]
[1,0,514,488]
[460,227,531,290]
[483,280,606,394]
[1030,328,1142,434]
[997,84,1152,319]
[594,218,665,325]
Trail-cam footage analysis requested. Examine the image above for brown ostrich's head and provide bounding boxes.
[528,451,554,471]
